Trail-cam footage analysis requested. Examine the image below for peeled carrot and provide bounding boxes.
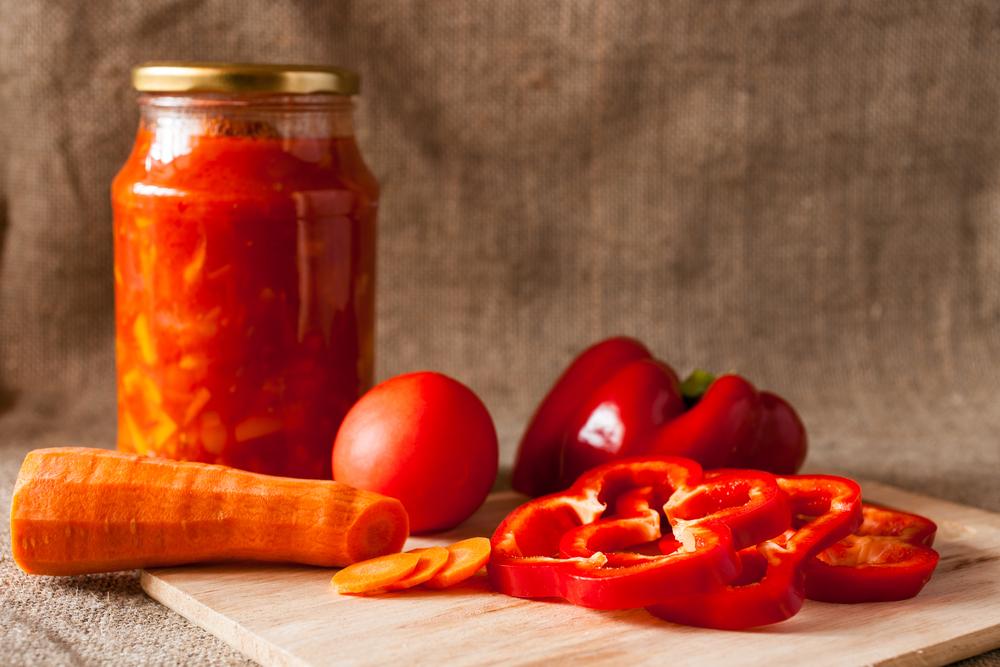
[424,537,491,589]
[387,547,450,591]
[10,447,409,575]
[332,552,421,594]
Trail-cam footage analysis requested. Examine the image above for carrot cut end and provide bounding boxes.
[346,497,410,564]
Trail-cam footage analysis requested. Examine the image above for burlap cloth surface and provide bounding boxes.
[1,1,999,664]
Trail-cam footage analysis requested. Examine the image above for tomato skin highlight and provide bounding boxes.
[332,372,498,533]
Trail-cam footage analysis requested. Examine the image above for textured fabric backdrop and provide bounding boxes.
[1,1,998,664]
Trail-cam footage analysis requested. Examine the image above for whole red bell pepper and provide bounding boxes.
[513,340,809,496]
[559,359,686,486]
[512,337,651,496]
[489,457,790,610]
[644,373,762,468]
[734,391,808,474]
[646,370,808,474]
[646,473,862,629]
[804,503,939,603]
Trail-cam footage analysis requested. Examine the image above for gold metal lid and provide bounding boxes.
[131,62,360,95]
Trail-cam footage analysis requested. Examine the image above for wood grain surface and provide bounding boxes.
[142,482,1000,667]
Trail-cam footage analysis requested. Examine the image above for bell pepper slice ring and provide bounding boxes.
[647,474,863,630]
[558,486,663,566]
[558,470,790,562]
[804,503,940,603]
[489,457,790,610]
[851,503,936,546]
[665,469,791,551]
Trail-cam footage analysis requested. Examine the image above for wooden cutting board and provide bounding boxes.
[142,481,1000,667]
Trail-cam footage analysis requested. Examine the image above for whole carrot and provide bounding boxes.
[10,447,409,575]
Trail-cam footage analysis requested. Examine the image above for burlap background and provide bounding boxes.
[1,1,998,664]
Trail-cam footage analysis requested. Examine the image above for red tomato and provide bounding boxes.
[332,372,499,533]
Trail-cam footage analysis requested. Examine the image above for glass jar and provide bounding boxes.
[112,63,378,478]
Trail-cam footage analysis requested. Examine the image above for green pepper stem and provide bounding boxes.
[680,369,717,405]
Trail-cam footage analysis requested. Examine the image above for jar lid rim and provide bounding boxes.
[132,62,360,95]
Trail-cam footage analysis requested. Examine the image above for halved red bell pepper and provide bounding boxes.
[646,473,862,629]
[559,359,686,486]
[804,503,939,603]
[489,457,790,610]
[513,337,651,496]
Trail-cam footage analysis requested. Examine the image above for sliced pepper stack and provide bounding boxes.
[489,457,790,610]
[490,457,939,629]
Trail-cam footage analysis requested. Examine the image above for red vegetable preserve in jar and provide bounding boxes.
[112,63,378,478]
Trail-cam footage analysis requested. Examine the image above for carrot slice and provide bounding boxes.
[332,552,420,594]
[387,547,450,591]
[423,537,491,589]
